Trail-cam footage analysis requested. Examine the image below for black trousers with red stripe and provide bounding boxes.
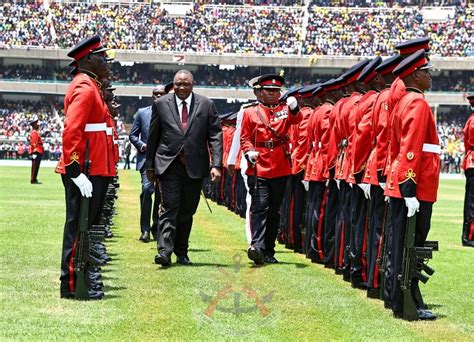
[366,185,388,291]
[289,173,306,252]
[60,175,111,293]
[30,152,42,182]
[462,168,474,244]
[305,180,326,261]
[323,179,338,266]
[335,181,352,274]
[349,184,369,284]
[389,197,433,315]
[248,176,287,257]
[278,177,291,245]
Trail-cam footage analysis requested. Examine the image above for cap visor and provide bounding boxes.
[91,46,110,54]
[419,62,433,70]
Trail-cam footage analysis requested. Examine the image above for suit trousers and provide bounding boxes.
[30,152,42,182]
[140,167,159,235]
[462,168,474,243]
[389,197,432,315]
[157,158,203,257]
[248,176,287,257]
[60,175,111,292]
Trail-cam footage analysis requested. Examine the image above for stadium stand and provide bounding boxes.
[0,2,472,57]
[0,63,472,92]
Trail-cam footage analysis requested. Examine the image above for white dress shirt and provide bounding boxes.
[175,93,193,122]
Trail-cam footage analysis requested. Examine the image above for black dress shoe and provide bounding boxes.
[417,309,437,320]
[264,255,279,264]
[154,253,171,266]
[462,240,474,247]
[367,287,380,299]
[60,289,104,300]
[351,281,368,290]
[31,180,42,184]
[176,256,193,265]
[140,231,150,243]
[247,247,264,265]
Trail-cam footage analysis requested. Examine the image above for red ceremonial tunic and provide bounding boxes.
[462,113,474,170]
[362,89,390,185]
[350,90,378,183]
[240,102,302,179]
[55,73,116,178]
[327,98,347,178]
[221,122,236,169]
[305,102,333,181]
[28,129,44,154]
[291,106,314,175]
[336,93,362,181]
[385,91,440,202]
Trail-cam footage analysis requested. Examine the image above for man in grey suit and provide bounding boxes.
[130,86,166,242]
[146,70,222,266]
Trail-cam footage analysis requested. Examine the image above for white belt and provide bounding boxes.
[106,127,113,136]
[84,123,107,132]
[318,141,322,148]
[422,143,441,154]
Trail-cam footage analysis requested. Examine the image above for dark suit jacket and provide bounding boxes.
[146,93,222,179]
[129,106,152,171]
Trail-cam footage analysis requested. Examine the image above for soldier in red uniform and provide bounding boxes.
[287,84,321,254]
[55,35,115,300]
[28,116,44,184]
[303,84,332,262]
[240,74,302,265]
[332,59,369,280]
[382,38,430,308]
[462,94,474,248]
[278,86,302,248]
[358,54,403,299]
[321,77,345,269]
[347,57,384,289]
[385,50,439,320]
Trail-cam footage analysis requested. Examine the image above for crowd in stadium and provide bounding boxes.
[1,64,473,93]
[0,2,472,56]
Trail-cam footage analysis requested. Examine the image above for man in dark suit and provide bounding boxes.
[146,70,222,266]
[130,86,166,242]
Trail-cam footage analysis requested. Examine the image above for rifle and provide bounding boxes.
[398,215,438,320]
[73,140,91,299]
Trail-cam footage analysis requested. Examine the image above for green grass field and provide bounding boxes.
[0,166,473,341]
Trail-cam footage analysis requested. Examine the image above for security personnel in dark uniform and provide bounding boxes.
[385,50,439,320]
[461,94,474,247]
[240,74,302,265]
[55,35,115,300]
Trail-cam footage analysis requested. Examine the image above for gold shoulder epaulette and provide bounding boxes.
[242,101,258,109]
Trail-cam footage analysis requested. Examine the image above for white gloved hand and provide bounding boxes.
[335,179,340,190]
[349,182,353,188]
[31,154,37,160]
[379,182,386,191]
[245,151,259,164]
[286,96,298,110]
[384,196,390,203]
[358,183,371,200]
[325,179,330,187]
[404,197,420,217]
[301,180,309,192]
[72,173,93,198]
